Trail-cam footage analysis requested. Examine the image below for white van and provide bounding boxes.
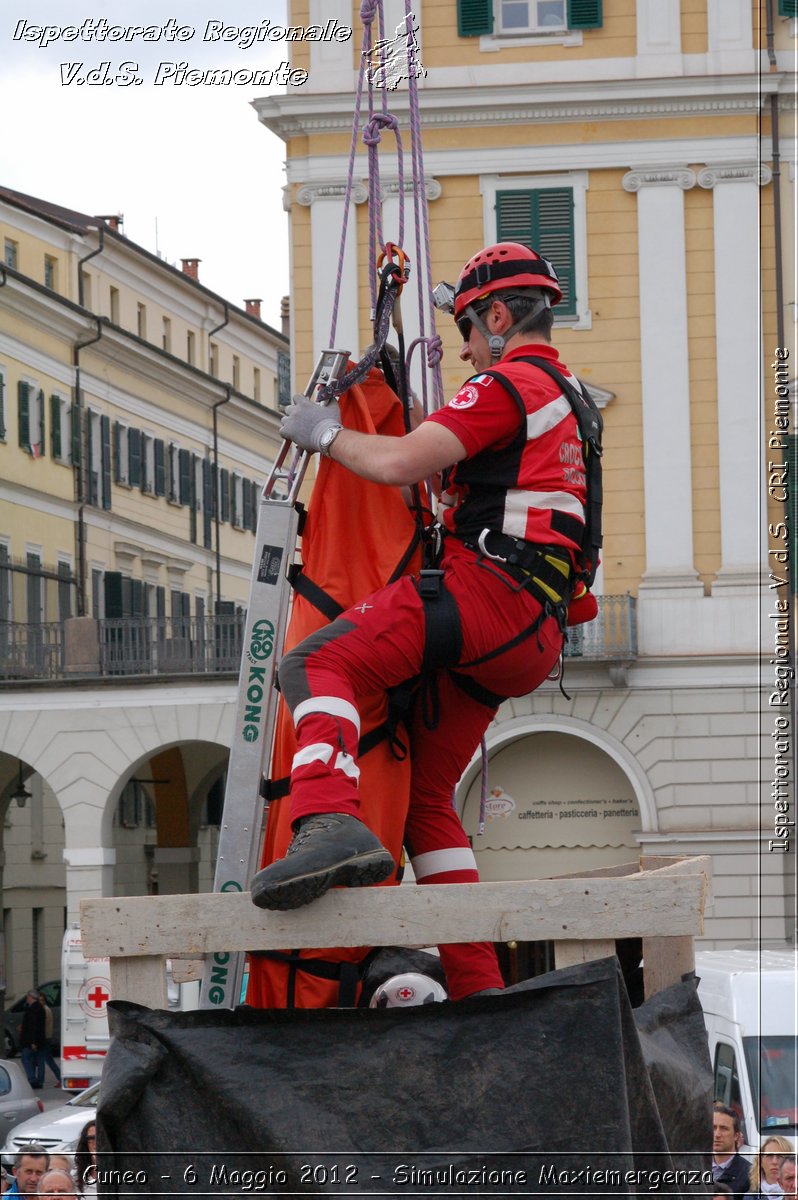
[695,947,797,1156]
[60,927,200,1091]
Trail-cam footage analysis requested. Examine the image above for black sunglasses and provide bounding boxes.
[456,303,490,342]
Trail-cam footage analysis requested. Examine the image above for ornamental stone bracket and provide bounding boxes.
[622,167,696,192]
[697,163,773,188]
[294,181,369,207]
[381,177,442,202]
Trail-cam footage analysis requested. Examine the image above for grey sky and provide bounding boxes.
[1,1,304,329]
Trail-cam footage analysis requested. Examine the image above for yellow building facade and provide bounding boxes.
[255,0,797,965]
[0,187,288,1001]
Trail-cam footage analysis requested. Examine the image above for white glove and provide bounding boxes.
[280,394,342,454]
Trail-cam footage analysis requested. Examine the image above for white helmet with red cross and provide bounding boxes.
[369,972,448,1008]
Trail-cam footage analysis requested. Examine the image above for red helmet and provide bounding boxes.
[453,242,562,318]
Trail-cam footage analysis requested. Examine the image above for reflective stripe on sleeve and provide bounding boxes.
[293,696,361,735]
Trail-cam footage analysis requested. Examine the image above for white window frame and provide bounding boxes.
[142,431,155,495]
[167,441,181,505]
[480,170,592,330]
[116,422,130,485]
[480,1,582,49]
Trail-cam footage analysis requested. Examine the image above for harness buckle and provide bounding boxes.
[418,568,445,599]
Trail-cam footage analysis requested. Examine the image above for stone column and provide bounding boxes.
[295,181,368,365]
[698,163,772,591]
[623,167,702,596]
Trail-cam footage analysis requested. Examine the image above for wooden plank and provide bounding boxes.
[168,957,203,984]
[554,939,616,969]
[642,935,697,999]
[551,861,641,880]
[80,874,707,960]
[109,955,168,1010]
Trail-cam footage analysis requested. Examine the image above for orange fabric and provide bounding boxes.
[245,367,423,1010]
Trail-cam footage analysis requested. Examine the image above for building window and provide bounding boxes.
[141,433,155,495]
[137,303,147,339]
[253,367,261,403]
[3,239,18,269]
[18,382,45,458]
[91,566,104,618]
[482,172,590,327]
[232,355,240,389]
[87,410,112,510]
[44,255,58,290]
[187,331,195,365]
[231,473,244,529]
[80,271,92,310]
[499,0,565,33]
[50,394,71,463]
[109,287,120,323]
[26,550,44,625]
[57,559,73,621]
[457,0,601,35]
[209,342,218,377]
[162,317,172,353]
[114,422,130,485]
[0,542,12,625]
[167,442,180,503]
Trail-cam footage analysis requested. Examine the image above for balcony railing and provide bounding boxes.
[563,594,637,660]
[100,614,245,677]
[0,621,65,680]
[0,596,635,684]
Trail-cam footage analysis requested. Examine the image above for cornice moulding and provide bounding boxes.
[255,73,786,139]
[697,162,773,187]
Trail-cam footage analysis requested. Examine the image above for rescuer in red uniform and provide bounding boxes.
[250,243,598,1000]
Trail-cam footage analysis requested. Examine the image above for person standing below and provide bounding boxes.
[250,242,600,1001]
[6,1151,49,1200]
[747,1135,794,1197]
[19,991,46,1090]
[74,1121,97,1199]
[778,1158,797,1200]
[712,1104,752,1198]
[37,992,61,1087]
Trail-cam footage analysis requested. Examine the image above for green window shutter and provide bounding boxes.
[37,390,45,457]
[202,458,213,549]
[130,578,145,619]
[250,480,260,531]
[50,395,62,459]
[242,479,252,531]
[496,187,577,318]
[104,571,123,618]
[568,0,603,28]
[0,374,6,440]
[778,0,797,17]
[71,404,82,467]
[458,0,493,36]
[101,414,112,510]
[128,428,142,488]
[154,439,165,497]
[221,468,230,523]
[18,381,30,451]
[179,449,191,506]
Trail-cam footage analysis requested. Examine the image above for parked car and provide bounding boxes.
[1,1081,98,1165]
[3,981,61,1058]
[0,1059,44,1139]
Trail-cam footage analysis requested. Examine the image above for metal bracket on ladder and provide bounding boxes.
[199,348,350,1011]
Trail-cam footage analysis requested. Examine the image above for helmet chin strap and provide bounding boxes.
[466,293,551,361]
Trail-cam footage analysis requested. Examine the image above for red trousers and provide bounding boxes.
[277,539,564,999]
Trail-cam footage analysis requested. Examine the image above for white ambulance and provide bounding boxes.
[60,927,200,1091]
[696,947,797,1157]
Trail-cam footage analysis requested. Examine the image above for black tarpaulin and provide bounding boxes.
[96,957,713,1197]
